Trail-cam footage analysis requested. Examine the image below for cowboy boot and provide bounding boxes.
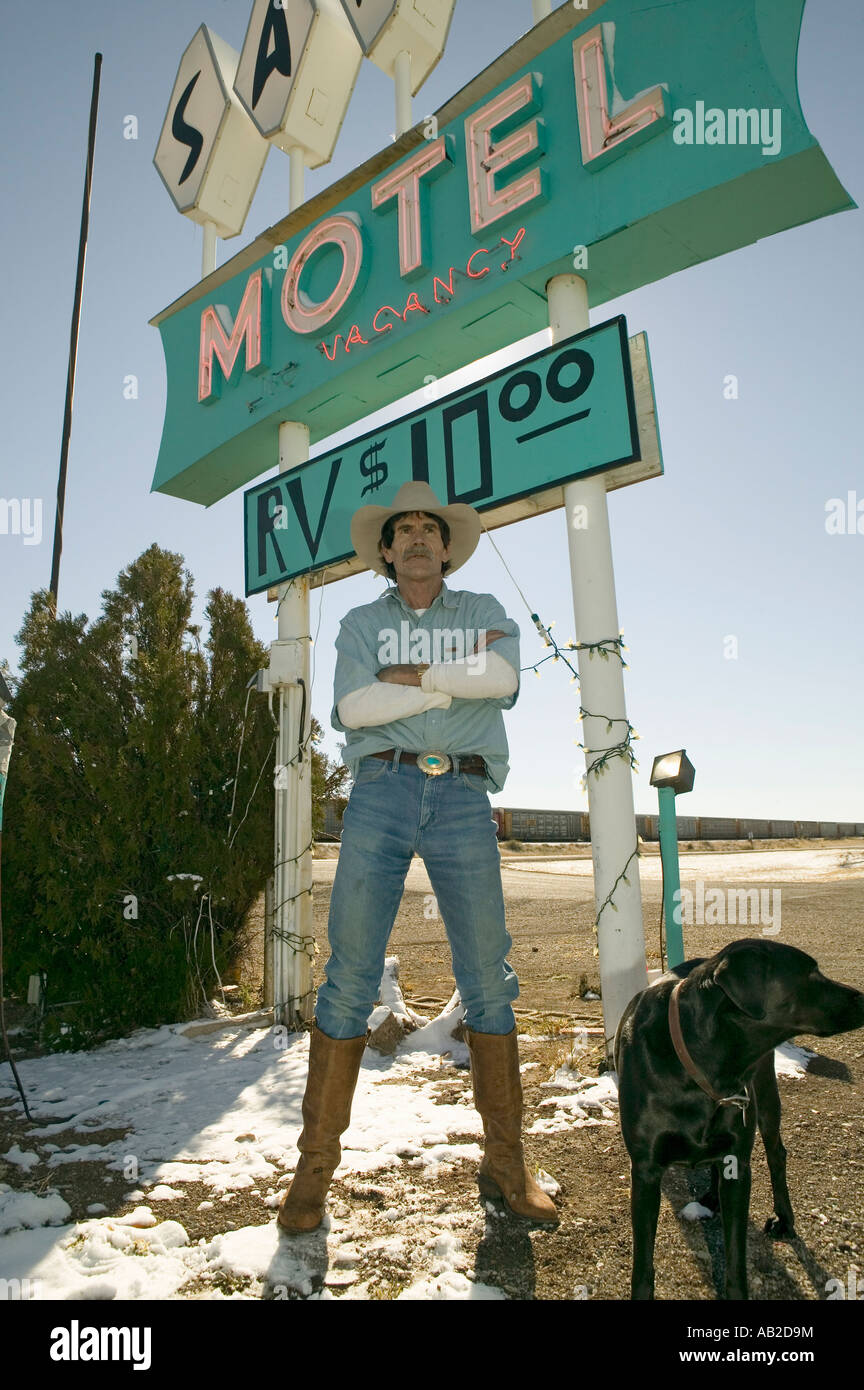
[466,1027,559,1224]
[277,1024,367,1233]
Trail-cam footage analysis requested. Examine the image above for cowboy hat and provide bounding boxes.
[350,481,482,577]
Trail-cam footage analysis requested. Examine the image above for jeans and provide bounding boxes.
[316,755,519,1039]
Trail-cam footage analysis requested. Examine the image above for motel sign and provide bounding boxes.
[150,0,852,510]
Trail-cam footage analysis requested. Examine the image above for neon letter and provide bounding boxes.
[433,268,458,303]
[464,75,546,235]
[466,248,493,279]
[281,215,364,335]
[574,25,667,168]
[402,291,430,317]
[500,227,526,262]
[372,305,401,334]
[371,137,453,278]
[345,323,370,350]
[198,268,267,402]
[319,335,344,362]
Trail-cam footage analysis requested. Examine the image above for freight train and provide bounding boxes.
[489,808,864,843]
[321,800,862,843]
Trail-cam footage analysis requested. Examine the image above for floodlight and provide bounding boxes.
[649,749,695,796]
[650,749,696,970]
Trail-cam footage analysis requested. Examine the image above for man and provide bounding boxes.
[278,481,556,1232]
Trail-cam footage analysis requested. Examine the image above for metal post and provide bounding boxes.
[272,422,314,1029]
[657,786,684,967]
[201,221,218,278]
[289,146,305,213]
[50,52,102,610]
[394,50,412,137]
[0,704,31,1120]
[263,874,274,1008]
[547,273,648,1055]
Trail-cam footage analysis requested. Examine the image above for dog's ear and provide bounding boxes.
[713,947,768,1020]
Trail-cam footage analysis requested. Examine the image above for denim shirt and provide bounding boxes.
[331,581,521,792]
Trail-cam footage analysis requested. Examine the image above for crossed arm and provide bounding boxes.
[376,630,508,686]
[337,631,518,730]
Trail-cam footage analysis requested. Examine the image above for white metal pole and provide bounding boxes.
[532,0,553,21]
[288,146,305,213]
[394,50,412,137]
[272,421,314,1029]
[547,273,648,1056]
[201,220,217,278]
[263,875,274,1008]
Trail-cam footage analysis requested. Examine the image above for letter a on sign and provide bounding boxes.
[235,0,312,133]
[234,0,362,167]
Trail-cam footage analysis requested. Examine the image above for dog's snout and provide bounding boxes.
[802,975,864,1036]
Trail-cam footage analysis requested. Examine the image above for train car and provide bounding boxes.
[499,807,585,841]
[795,821,820,838]
[471,805,860,845]
[674,815,699,840]
[768,820,795,838]
[636,814,658,841]
[695,817,736,839]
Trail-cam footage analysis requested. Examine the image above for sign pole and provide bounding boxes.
[288,146,305,213]
[201,221,218,278]
[394,50,412,136]
[547,273,648,1055]
[657,786,685,968]
[272,422,314,1028]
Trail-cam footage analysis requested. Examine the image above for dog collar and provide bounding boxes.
[668,980,750,1115]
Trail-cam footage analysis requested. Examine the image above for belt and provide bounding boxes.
[370,749,487,777]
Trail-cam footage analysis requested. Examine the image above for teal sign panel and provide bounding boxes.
[153,0,853,508]
[244,317,637,592]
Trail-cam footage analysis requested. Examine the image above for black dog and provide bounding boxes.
[614,938,864,1300]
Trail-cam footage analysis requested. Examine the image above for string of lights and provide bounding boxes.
[576,708,640,786]
[483,527,641,947]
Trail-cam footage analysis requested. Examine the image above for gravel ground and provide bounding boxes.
[2,840,863,1302]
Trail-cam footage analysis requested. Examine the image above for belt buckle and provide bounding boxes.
[417,751,451,776]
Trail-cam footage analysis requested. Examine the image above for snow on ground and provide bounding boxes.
[0,1010,818,1300]
[774,1042,815,1079]
[530,1072,619,1135]
[679,1202,714,1221]
[503,848,864,884]
[0,1016,495,1300]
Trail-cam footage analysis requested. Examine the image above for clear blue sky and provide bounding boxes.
[1,0,861,820]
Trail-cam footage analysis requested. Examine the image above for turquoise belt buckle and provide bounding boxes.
[417,751,451,776]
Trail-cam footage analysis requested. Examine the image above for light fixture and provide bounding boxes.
[649,748,696,969]
[650,748,695,795]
